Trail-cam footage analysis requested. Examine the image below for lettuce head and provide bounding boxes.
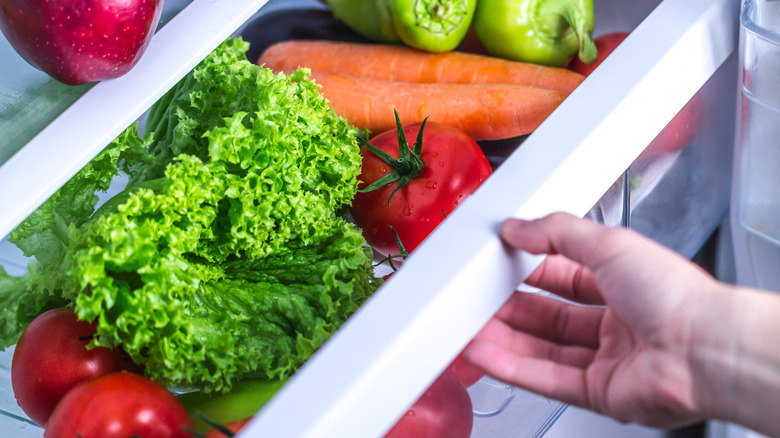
[0,38,379,393]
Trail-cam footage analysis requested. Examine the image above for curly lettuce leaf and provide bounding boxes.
[9,126,151,266]
[68,220,374,391]
[0,127,150,342]
[0,264,67,347]
[0,38,379,392]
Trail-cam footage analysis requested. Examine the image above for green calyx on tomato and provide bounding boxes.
[378,226,409,272]
[326,0,476,52]
[357,109,427,204]
[349,112,491,256]
[473,0,597,67]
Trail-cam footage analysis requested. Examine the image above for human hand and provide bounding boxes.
[463,212,732,429]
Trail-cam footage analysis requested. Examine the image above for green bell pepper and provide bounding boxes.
[178,378,286,433]
[473,0,597,67]
[325,0,401,44]
[326,0,476,53]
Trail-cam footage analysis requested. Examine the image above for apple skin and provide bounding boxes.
[0,0,163,85]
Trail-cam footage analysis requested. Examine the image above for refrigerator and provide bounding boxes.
[0,0,747,436]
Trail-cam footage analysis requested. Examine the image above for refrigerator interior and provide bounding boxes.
[0,0,739,436]
[731,0,780,292]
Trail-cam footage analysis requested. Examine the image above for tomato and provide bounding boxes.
[642,90,703,157]
[569,31,702,157]
[384,370,473,438]
[204,417,252,437]
[447,352,484,388]
[567,31,630,76]
[11,307,142,426]
[456,25,488,55]
[45,372,193,438]
[350,117,492,255]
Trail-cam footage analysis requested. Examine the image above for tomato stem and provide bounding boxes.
[357,109,427,205]
[376,225,409,271]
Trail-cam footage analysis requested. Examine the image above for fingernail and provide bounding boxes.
[499,218,528,243]
[501,217,529,231]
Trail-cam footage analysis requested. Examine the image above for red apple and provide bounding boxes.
[0,0,163,85]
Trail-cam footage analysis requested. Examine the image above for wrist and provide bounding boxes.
[687,282,742,419]
[690,283,780,436]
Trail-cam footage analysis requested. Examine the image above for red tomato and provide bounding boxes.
[569,31,702,157]
[568,32,630,76]
[447,352,484,388]
[11,307,142,426]
[45,372,193,438]
[456,26,488,55]
[350,120,492,255]
[204,417,252,437]
[642,90,703,157]
[384,371,473,438]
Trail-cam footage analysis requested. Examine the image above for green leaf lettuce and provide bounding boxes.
[0,38,379,393]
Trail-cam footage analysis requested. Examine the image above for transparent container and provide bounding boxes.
[731,0,780,291]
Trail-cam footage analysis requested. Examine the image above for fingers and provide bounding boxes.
[502,212,715,314]
[463,340,591,409]
[490,288,603,349]
[525,253,604,305]
[501,213,614,305]
[500,212,619,268]
[463,290,602,407]
[500,212,676,305]
[473,316,597,367]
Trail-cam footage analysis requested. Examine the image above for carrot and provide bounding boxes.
[307,72,566,141]
[258,40,585,96]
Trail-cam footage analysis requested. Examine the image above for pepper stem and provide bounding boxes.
[537,0,597,65]
[562,6,597,64]
[357,109,427,205]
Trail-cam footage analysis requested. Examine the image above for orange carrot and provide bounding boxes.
[307,72,566,141]
[258,40,585,96]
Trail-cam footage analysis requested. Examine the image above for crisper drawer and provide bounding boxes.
[235,1,739,438]
[0,0,738,437]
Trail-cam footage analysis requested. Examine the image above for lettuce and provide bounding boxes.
[0,38,379,392]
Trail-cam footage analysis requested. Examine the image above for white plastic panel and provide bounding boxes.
[0,0,270,240]
[0,0,193,164]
